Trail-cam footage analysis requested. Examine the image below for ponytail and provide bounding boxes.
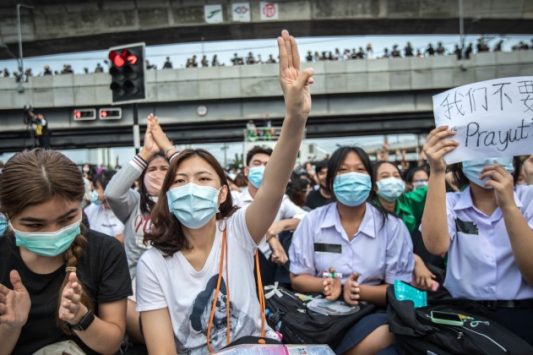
[56,225,93,334]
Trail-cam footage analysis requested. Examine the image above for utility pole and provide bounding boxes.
[458,0,465,59]
[16,4,33,90]
[221,143,228,167]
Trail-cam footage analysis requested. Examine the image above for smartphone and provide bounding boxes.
[430,311,464,327]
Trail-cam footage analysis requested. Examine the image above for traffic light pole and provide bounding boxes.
[133,103,140,154]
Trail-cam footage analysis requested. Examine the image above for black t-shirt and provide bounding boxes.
[305,188,332,210]
[0,229,132,355]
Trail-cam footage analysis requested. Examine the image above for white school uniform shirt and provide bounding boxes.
[135,207,276,354]
[289,202,414,285]
[84,203,124,237]
[439,185,533,300]
[232,188,307,258]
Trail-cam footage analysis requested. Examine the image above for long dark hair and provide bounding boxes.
[286,171,312,207]
[139,152,166,215]
[93,169,116,190]
[144,149,237,256]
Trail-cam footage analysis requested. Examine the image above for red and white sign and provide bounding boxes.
[260,2,278,21]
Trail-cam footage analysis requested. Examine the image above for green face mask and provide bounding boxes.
[10,217,82,257]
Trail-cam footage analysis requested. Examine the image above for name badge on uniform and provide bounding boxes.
[314,243,342,253]
[455,218,479,235]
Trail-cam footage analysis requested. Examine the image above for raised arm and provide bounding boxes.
[420,126,458,256]
[105,118,160,222]
[148,114,178,160]
[246,30,314,243]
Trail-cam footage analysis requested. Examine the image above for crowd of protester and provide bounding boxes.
[1,30,533,355]
[2,37,532,82]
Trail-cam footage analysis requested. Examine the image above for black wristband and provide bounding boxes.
[69,309,95,331]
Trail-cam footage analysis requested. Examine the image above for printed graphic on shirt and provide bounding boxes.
[178,274,255,353]
[134,215,152,249]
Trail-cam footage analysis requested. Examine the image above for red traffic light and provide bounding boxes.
[109,49,138,67]
[108,43,146,103]
[126,54,138,65]
[108,51,125,68]
[99,108,122,120]
[73,109,96,121]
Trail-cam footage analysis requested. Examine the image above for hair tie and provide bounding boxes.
[65,266,76,274]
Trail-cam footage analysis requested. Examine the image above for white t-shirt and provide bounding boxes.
[84,203,124,237]
[136,207,276,354]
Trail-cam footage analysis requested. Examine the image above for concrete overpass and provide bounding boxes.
[0,50,532,152]
[1,0,532,59]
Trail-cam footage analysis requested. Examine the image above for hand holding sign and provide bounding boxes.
[432,76,533,164]
[423,126,458,173]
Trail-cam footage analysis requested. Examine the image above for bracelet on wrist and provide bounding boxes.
[68,308,95,332]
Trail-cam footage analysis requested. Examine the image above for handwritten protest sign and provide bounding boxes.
[432,76,533,164]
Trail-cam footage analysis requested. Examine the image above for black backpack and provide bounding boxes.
[264,285,375,348]
[386,286,533,355]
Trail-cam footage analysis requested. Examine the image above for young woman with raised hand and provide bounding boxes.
[421,126,533,345]
[135,29,314,354]
[289,146,415,355]
[0,149,131,355]
[105,115,176,279]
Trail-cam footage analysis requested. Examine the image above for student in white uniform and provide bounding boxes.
[135,30,315,354]
[289,146,414,355]
[84,170,125,243]
[421,126,533,345]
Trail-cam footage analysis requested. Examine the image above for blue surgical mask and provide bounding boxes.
[248,166,265,188]
[10,217,82,257]
[0,213,7,237]
[91,190,101,205]
[462,157,514,189]
[377,177,405,202]
[412,180,428,190]
[167,183,220,229]
[333,172,371,207]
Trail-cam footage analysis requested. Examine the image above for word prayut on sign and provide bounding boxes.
[432,76,533,164]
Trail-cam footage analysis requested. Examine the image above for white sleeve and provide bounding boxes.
[384,218,414,284]
[446,193,458,241]
[115,218,125,235]
[289,213,317,276]
[228,206,257,255]
[280,195,307,220]
[135,252,168,312]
